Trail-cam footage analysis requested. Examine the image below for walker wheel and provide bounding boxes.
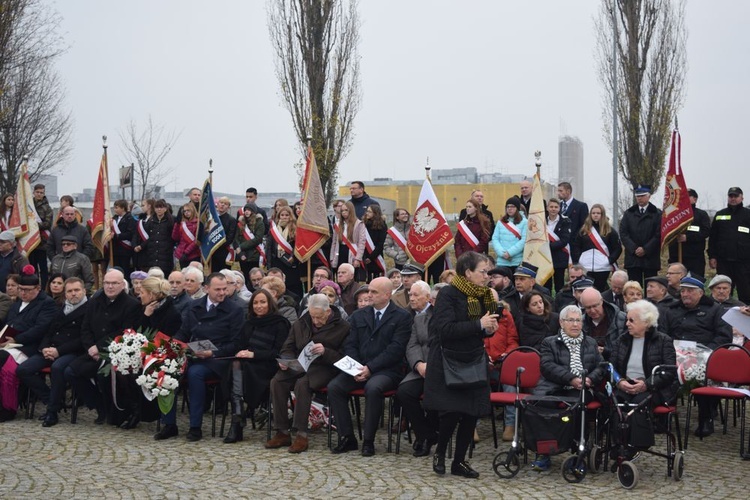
[673,452,684,481]
[617,460,639,489]
[588,445,605,473]
[561,455,586,483]
[493,450,520,479]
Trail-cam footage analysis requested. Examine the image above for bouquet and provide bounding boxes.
[136,332,188,414]
[104,329,149,375]
[675,341,712,391]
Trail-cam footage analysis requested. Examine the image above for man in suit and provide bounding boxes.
[211,197,238,272]
[545,198,572,294]
[17,277,88,427]
[619,184,662,286]
[557,182,589,244]
[155,272,244,442]
[602,270,628,311]
[328,276,412,456]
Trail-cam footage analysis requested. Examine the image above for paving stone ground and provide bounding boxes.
[0,403,747,499]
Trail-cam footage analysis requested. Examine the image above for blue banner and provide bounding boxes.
[197,178,226,263]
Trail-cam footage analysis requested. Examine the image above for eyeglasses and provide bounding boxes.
[475,269,489,275]
[562,318,582,323]
[665,271,683,275]
[103,281,122,287]
[61,241,76,246]
[18,287,37,293]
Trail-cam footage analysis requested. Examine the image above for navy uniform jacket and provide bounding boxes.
[175,296,244,358]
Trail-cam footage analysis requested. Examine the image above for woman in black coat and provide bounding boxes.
[423,251,498,479]
[135,199,175,276]
[516,291,559,350]
[363,204,387,282]
[223,289,290,443]
[609,300,677,406]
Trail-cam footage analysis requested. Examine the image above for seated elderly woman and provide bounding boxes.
[266,294,350,453]
[622,280,644,306]
[261,276,299,323]
[301,280,348,320]
[531,304,605,472]
[609,300,677,406]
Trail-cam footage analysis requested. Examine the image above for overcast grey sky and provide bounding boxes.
[52,1,749,212]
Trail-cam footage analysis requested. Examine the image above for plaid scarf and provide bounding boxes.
[561,333,584,377]
[451,275,497,320]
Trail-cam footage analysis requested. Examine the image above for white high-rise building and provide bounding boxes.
[558,135,584,200]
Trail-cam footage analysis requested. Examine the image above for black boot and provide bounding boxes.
[224,415,244,443]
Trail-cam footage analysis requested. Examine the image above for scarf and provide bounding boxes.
[63,296,88,315]
[277,221,291,259]
[561,332,584,377]
[451,274,497,320]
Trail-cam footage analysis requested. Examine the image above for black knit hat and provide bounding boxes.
[505,196,521,211]
[17,264,39,286]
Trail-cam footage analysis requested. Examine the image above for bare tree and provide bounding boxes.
[118,116,180,200]
[0,0,72,194]
[595,0,687,201]
[268,0,361,205]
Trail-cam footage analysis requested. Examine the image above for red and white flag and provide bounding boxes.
[90,150,112,257]
[12,160,42,257]
[406,179,453,267]
[660,129,693,249]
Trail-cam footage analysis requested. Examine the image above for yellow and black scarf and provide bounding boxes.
[451,274,497,320]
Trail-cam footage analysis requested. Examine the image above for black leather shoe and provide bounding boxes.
[433,454,446,475]
[186,427,203,442]
[414,439,435,457]
[154,424,179,440]
[94,409,106,425]
[361,441,375,457]
[38,411,48,421]
[120,414,140,430]
[223,422,244,444]
[695,419,714,437]
[451,461,479,479]
[42,412,59,428]
[331,435,358,454]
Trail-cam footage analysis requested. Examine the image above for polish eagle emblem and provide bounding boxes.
[412,207,439,236]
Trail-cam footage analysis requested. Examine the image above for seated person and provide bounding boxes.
[622,280,644,305]
[154,273,244,442]
[0,266,58,421]
[266,294,349,453]
[261,276,298,324]
[531,305,605,471]
[516,291,559,350]
[223,289,290,444]
[17,277,88,427]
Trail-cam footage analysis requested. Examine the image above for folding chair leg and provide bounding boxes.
[396,405,403,454]
[684,394,692,450]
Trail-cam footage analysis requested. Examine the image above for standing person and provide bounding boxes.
[454,199,491,259]
[619,185,662,286]
[235,202,265,280]
[155,273,244,441]
[53,195,83,227]
[519,179,547,218]
[172,203,200,269]
[328,277,412,457]
[458,190,496,233]
[348,181,379,220]
[557,182,589,245]
[362,204,387,281]
[111,200,136,279]
[572,203,622,293]
[424,251,498,479]
[46,206,95,261]
[384,208,410,270]
[31,184,54,288]
[266,294,350,453]
[668,189,710,277]
[707,186,750,304]
[134,199,175,276]
[545,198,572,294]
[330,201,366,281]
[132,199,154,274]
[267,205,303,299]
[491,197,527,270]
[0,231,29,293]
[242,187,269,232]
[211,196,237,272]
[176,187,201,223]
[0,194,14,231]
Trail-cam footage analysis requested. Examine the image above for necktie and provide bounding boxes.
[375,311,382,324]
[640,207,645,215]
[208,303,216,313]
[561,201,567,213]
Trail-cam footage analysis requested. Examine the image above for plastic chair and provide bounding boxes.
[489,347,541,449]
[684,344,750,457]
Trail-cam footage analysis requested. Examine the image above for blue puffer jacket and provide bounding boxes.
[491,217,527,267]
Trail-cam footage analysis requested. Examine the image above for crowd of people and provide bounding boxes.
[0,179,747,479]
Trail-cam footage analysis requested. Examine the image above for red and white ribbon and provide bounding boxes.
[364,230,386,273]
[270,220,294,254]
[387,226,408,252]
[112,218,132,249]
[500,220,522,239]
[456,220,479,249]
[589,227,617,271]
[180,221,196,242]
[548,231,572,265]
[137,219,149,241]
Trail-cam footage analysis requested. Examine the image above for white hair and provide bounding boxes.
[611,270,629,283]
[182,266,204,282]
[307,293,331,311]
[410,280,431,296]
[559,304,582,321]
[339,263,355,274]
[626,300,659,328]
[231,270,245,285]
[147,267,165,279]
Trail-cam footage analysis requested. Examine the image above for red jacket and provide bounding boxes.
[172,219,200,261]
[483,309,518,362]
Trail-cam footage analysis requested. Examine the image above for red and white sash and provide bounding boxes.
[258,243,267,267]
[270,220,294,254]
[241,224,256,242]
[589,227,617,270]
[137,219,149,241]
[225,247,235,264]
[180,221,196,242]
[457,220,480,249]
[364,231,386,274]
[387,226,408,252]
[316,249,330,268]
[501,220,522,239]
[111,218,132,249]
[334,222,361,262]
[548,230,572,265]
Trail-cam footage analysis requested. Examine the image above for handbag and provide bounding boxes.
[441,345,488,389]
